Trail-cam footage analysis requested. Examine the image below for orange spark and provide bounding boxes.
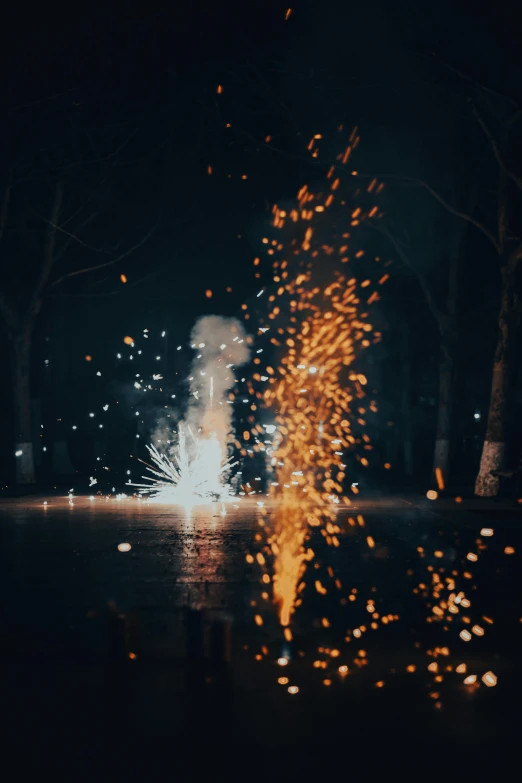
[435,467,445,490]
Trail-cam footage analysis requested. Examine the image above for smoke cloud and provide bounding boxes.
[185,315,250,452]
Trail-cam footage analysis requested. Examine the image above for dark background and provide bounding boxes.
[1,0,521,486]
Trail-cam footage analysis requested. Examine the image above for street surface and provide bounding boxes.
[1,494,520,777]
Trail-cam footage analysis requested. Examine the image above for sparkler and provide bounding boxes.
[131,315,250,512]
[132,425,237,510]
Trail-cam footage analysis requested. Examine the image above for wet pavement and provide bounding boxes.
[1,494,520,778]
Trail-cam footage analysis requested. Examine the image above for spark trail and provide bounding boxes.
[249,128,386,626]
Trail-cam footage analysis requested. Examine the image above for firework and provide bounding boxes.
[248,130,384,626]
[127,315,250,511]
[132,425,237,509]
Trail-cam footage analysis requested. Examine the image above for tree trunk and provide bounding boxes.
[11,329,36,484]
[432,350,454,482]
[475,265,520,496]
[400,325,413,477]
[432,242,459,484]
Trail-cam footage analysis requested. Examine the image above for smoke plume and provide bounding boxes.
[185,315,250,452]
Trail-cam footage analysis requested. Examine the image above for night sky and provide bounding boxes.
[2,0,522,480]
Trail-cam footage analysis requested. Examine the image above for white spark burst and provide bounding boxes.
[132,425,237,511]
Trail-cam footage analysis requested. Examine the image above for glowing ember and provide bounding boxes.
[481,671,497,687]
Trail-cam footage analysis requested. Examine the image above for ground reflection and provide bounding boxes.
[243,503,510,711]
[0,495,519,765]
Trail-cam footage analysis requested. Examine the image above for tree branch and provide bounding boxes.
[28,181,63,319]
[54,212,100,261]
[469,100,522,196]
[420,51,522,111]
[371,222,443,328]
[356,173,500,253]
[47,224,156,291]
[49,213,109,254]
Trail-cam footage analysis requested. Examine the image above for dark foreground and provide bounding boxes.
[1,494,520,779]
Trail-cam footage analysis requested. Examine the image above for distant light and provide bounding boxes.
[123,336,134,346]
[277,657,288,666]
[309,366,317,374]
[161,331,166,337]
[205,289,213,298]
[117,543,132,552]
[89,413,95,418]
[474,412,480,420]
[72,426,77,430]
[120,274,127,283]
[156,356,161,360]
[15,450,23,457]
[264,424,276,434]
[288,686,299,695]
[426,489,438,500]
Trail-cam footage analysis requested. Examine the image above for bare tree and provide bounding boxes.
[366,71,522,495]
[374,215,466,484]
[397,57,522,495]
[0,176,153,483]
